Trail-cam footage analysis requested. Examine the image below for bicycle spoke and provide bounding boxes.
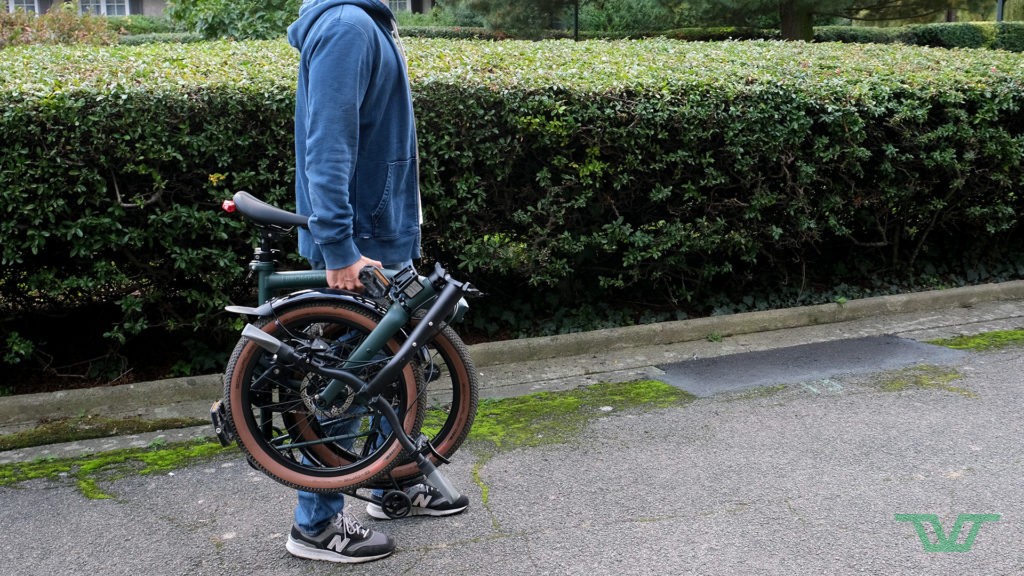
[250,397,304,413]
[249,365,302,394]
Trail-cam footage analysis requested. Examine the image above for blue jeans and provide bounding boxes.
[295,259,413,535]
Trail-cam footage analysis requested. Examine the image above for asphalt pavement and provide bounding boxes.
[2,282,1024,575]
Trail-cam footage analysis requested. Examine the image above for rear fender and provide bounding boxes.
[224,289,387,319]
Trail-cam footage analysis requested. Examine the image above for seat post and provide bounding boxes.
[251,226,284,304]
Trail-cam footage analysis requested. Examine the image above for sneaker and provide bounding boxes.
[286,511,395,563]
[367,483,470,520]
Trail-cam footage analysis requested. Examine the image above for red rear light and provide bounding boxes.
[222,199,236,213]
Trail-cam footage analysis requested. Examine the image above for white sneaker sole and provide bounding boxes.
[366,502,469,520]
[286,536,393,564]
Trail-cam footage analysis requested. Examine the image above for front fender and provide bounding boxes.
[225,289,387,319]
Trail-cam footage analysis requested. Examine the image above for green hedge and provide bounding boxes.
[816,22,1024,51]
[1,39,1023,381]
[814,25,905,44]
[401,25,774,42]
[991,22,1024,51]
[407,40,1024,303]
[117,32,206,45]
[105,15,177,36]
[901,21,995,48]
[0,41,297,377]
[406,21,1024,50]
[401,25,507,40]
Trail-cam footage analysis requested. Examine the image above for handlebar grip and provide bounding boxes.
[358,266,391,299]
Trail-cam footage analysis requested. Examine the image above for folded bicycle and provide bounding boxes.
[210,191,479,518]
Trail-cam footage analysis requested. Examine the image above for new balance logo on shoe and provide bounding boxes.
[327,535,351,554]
[411,492,433,508]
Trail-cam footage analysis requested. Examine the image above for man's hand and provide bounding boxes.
[326,255,383,292]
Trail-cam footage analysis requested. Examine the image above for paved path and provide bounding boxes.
[3,347,1021,575]
[2,288,1023,575]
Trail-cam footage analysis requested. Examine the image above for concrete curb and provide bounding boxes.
[3,280,1024,434]
[470,279,1024,364]
[0,375,223,435]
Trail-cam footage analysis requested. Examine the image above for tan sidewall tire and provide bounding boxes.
[225,303,420,492]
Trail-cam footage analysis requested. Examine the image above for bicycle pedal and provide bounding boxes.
[209,399,235,447]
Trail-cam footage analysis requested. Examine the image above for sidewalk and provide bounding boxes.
[3,280,1024,463]
[2,282,1024,575]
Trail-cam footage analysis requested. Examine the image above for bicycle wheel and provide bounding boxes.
[223,302,424,493]
[381,324,478,486]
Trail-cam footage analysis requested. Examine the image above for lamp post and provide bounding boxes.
[574,0,580,41]
[996,0,1005,22]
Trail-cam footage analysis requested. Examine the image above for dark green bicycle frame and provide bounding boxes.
[251,260,446,401]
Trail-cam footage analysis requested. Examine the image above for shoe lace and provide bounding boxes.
[334,512,370,538]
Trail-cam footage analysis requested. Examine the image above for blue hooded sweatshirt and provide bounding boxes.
[288,0,421,270]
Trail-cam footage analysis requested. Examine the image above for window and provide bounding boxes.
[389,0,409,12]
[79,0,101,14]
[106,0,127,16]
[7,0,39,12]
[79,0,129,16]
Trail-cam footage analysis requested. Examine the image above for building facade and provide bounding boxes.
[5,0,166,17]
[388,0,434,14]
[9,1,422,17]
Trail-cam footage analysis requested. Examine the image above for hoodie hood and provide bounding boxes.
[288,0,395,50]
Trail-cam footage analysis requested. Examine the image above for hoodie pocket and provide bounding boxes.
[369,159,419,239]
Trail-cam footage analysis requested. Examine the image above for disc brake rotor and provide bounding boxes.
[299,372,355,419]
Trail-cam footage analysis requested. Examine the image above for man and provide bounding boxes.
[284,0,468,564]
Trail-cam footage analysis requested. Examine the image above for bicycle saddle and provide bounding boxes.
[231,191,309,228]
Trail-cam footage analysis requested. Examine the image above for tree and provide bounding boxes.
[1008,1,1024,20]
[445,0,570,34]
[675,0,994,40]
[166,0,301,40]
[579,0,677,33]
